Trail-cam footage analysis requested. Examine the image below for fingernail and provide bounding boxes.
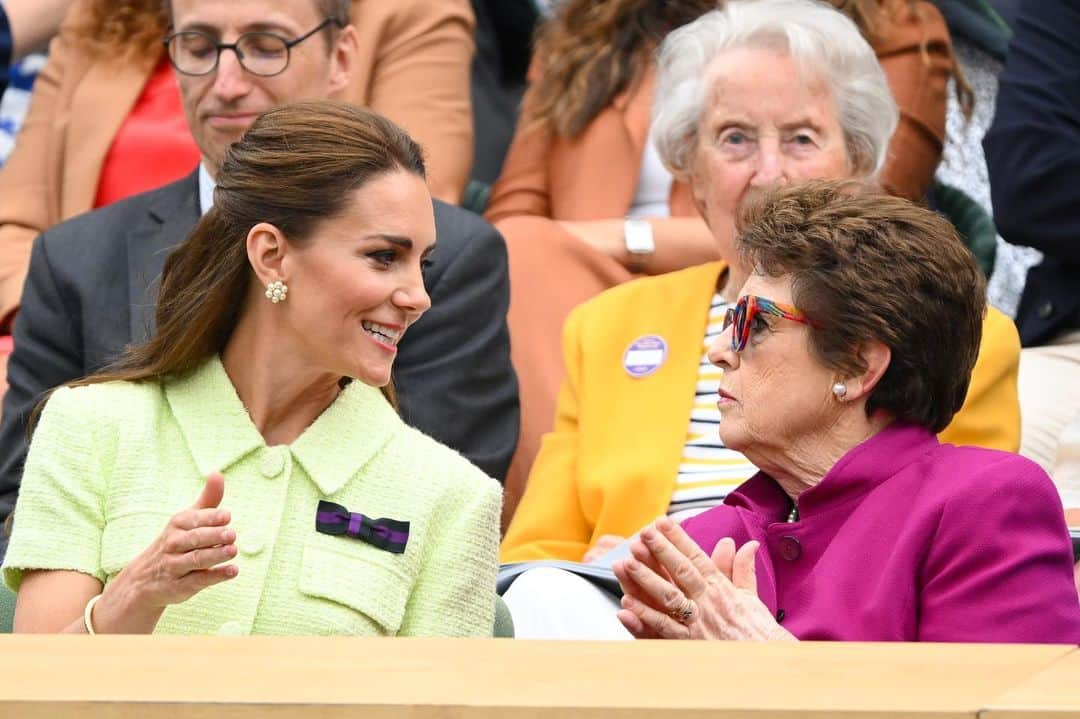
[641,528,655,541]
[657,517,673,531]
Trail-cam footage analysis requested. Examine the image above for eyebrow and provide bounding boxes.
[779,119,823,131]
[364,234,437,257]
[177,21,298,36]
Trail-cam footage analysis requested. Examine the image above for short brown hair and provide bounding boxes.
[735,180,986,433]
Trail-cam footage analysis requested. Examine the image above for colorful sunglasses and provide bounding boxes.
[722,295,819,352]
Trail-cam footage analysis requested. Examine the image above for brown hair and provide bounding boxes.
[37,100,425,422]
[735,180,985,433]
[75,0,168,53]
[526,0,720,137]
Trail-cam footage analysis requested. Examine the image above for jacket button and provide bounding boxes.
[1037,301,1054,319]
[217,621,246,635]
[260,450,285,478]
[779,536,802,561]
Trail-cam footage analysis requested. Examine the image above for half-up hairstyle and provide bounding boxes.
[48,100,425,411]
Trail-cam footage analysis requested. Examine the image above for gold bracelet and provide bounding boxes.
[83,593,103,635]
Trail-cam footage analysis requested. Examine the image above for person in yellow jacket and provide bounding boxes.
[501,0,1020,566]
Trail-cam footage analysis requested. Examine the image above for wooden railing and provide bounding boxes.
[0,636,1076,718]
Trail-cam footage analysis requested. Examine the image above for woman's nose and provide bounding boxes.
[394,273,432,316]
[707,330,738,370]
[748,143,786,188]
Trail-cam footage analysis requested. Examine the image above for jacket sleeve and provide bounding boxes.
[918,455,1080,643]
[399,471,501,636]
[358,0,475,204]
[0,11,82,326]
[983,0,1080,262]
[937,307,1021,452]
[874,0,952,201]
[500,305,593,562]
[0,231,85,559]
[392,207,518,482]
[1,384,107,591]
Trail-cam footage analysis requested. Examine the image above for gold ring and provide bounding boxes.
[669,597,695,624]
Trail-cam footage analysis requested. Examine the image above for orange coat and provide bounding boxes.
[489,1,957,525]
[0,0,475,324]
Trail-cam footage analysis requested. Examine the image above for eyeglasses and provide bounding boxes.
[722,294,819,352]
[164,17,343,78]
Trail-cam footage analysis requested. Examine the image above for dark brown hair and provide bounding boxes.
[526,0,720,137]
[735,179,986,433]
[43,100,425,415]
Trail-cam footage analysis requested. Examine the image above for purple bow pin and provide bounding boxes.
[315,501,410,554]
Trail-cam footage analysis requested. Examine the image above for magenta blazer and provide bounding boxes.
[683,423,1080,643]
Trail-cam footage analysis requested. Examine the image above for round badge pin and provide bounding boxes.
[623,335,667,378]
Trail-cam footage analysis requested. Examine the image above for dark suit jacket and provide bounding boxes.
[983,0,1080,345]
[468,0,537,185]
[0,174,519,555]
[0,3,10,100]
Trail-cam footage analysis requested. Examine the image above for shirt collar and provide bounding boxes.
[725,422,940,521]
[164,356,403,496]
[198,163,215,216]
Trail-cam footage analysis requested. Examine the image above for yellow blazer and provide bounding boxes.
[501,261,1022,562]
[0,0,475,322]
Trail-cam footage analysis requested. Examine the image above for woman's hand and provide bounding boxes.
[559,220,628,264]
[612,517,795,641]
[91,472,239,633]
[583,534,626,563]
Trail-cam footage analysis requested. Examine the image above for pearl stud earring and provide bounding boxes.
[832,382,848,400]
[265,280,288,304]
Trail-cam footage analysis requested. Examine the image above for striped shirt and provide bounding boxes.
[668,293,758,520]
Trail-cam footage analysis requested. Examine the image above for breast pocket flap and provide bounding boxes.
[298,539,412,634]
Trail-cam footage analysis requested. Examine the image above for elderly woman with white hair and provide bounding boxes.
[499,0,1023,638]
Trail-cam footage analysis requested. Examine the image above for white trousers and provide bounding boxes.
[1018,331,1080,509]
[502,567,632,640]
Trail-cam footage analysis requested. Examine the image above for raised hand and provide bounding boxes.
[91,472,239,633]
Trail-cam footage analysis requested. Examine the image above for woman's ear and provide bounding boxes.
[841,340,891,402]
[246,222,288,287]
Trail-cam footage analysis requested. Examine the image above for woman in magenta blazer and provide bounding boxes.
[612,182,1080,643]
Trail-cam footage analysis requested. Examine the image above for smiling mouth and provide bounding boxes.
[362,320,403,346]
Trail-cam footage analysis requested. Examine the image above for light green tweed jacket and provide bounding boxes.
[2,356,501,636]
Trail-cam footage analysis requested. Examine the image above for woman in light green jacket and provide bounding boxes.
[2,101,501,636]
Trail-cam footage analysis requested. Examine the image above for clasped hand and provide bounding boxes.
[612,516,794,641]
